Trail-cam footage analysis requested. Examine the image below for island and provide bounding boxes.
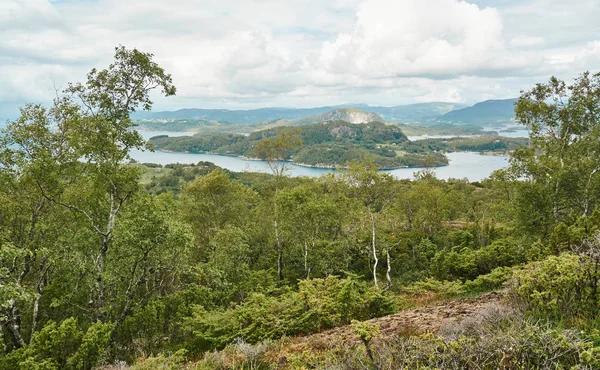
[147,120,528,170]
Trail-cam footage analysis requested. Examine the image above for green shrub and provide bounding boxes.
[404,278,466,298]
[0,318,113,370]
[509,251,600,320]
[181,275,394,353]
[431,239,525,281]
[67,321,114,370]
[464,266,515,293]
[405,267,515,299]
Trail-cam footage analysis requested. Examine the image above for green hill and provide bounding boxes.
[438,98,518,125]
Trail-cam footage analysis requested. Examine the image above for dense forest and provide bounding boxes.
[402,135,529,154]
[1,47,600,369]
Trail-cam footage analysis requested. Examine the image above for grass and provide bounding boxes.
[133,164,174,185]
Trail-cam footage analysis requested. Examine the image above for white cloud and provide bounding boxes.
[0,0,599,117]
[510,36,545,47]
[318,0,507,78]
[0,0,62,31]
[545,41,600,73]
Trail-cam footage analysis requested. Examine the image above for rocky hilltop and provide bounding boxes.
[297,108,384,125]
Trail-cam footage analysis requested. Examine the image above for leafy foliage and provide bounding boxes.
[0,318,113,370]
[2,55,600,369]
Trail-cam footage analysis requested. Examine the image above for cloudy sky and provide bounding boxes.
[1,0,599,117]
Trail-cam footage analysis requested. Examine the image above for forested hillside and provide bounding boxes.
[437,99,518,125]
[1,48,599,370]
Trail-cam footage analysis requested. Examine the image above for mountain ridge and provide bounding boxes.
[133,102,465,124]
[437,98,518,125]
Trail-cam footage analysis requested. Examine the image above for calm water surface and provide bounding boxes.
[131,149,508,181]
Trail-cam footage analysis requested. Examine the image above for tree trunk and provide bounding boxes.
[582,167,599,217]
[30,256,49,343]
[275,219,283,280]
[385,248,392,291]
[1,327,7,354]
[93,194,121,322]
[370,211,379,290]
[304,240,309,279]
[6,251,34,349]
[93,236,110,322]
[6,304,25,349]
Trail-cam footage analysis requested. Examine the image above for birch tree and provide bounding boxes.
[510,72,600,224]
[253,129,302,280]
[0,46,178,349]
[344,159,396,289]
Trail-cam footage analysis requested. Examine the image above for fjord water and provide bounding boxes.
[131,148,507,181]
[135,131,510,181]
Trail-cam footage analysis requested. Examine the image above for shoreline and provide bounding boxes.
[153,149,453,170]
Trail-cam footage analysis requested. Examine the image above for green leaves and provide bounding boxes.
[180,169,257,255]
[0,318,114,370]
[253,128,302,177]
[511,71,600,224]
[66,45,176,118]
[0,45,181,357]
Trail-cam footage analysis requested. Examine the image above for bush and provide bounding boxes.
[464,266,515,293]
[181,275,395,353]
[405,267,514,300]
[509,249,600,320]
[0,318,114,370]
[431,239,525,281]
[404,278,466,298]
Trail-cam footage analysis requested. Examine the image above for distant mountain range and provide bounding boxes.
[3,99,520,128]
[436,99,518,125]
[367,102,466,122]
[134,106,336,124]
[134,99,517,126]
[133,102,468,124]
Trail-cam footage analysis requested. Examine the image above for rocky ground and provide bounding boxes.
[287,291,505,349]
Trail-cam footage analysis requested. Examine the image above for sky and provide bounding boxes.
[1,0,599,118]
